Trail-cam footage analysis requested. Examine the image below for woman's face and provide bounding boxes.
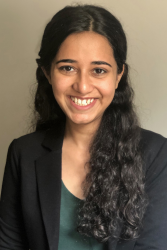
[45,31,124,126]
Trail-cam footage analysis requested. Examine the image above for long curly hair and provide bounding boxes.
[33,4,148,243]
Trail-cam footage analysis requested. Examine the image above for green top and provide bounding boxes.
[58,180,106,250]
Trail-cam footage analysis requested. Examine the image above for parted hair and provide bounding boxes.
[34,4,148,243]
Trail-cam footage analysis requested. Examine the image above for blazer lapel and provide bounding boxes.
[35,122,65,250]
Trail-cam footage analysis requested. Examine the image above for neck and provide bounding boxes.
[64,117,101,150]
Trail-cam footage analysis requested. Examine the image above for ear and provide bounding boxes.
[41,67,51,85]
[115,64,125,89]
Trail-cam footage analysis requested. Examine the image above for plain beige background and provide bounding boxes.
[0,0,167,190]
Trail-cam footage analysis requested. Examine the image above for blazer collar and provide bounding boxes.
[41,121,66,151]
[35,121,65,250]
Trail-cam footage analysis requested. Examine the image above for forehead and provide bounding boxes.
[55,31,115,62]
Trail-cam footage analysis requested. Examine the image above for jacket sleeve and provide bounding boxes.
[133,139,167,250]
[0,140,29,250]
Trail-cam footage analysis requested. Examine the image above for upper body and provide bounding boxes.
[1,4,167,250]
[0,123,167,250]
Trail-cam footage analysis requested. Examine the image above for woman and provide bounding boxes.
[0,4,167,250]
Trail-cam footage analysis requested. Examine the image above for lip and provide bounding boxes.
[70,95,96,100]
[68,96,97,110]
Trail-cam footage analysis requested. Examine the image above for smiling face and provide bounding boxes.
[44,31,124,127]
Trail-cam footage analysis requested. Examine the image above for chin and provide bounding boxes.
[71,119,92,125]
[69,114,101,126]
[67,115,91,124]
[66,110,103,126]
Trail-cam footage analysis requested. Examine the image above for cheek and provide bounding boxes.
[99,81,117,102]
[51,74,70,98]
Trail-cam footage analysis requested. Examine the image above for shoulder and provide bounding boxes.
[11,120,65,152]
[140,128,166,148]
[140,128,167,187]
[11,130,47,151]
[6,130,49,164]
[7,121,65,160]
[140,128,167,165]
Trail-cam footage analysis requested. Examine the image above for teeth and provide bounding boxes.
[70,97,94,106]
[82,100,86,105]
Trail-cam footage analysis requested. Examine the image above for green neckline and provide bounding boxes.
[61,180,85,202]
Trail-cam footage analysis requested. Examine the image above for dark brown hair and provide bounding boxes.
[34,4,148,243]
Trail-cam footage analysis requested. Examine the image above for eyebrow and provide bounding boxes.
[56,59,112,67]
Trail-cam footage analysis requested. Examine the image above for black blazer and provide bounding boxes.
[0,124,167,250]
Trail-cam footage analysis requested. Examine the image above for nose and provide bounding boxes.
[72,70,94,95]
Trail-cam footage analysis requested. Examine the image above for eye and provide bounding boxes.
[59,66,75,72]
[93,68,107,75]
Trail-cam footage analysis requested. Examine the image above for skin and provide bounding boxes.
[43,31,124,199]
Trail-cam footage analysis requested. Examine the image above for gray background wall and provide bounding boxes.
[0,0,167,190]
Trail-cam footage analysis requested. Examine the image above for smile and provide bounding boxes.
[70,96,94,106]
